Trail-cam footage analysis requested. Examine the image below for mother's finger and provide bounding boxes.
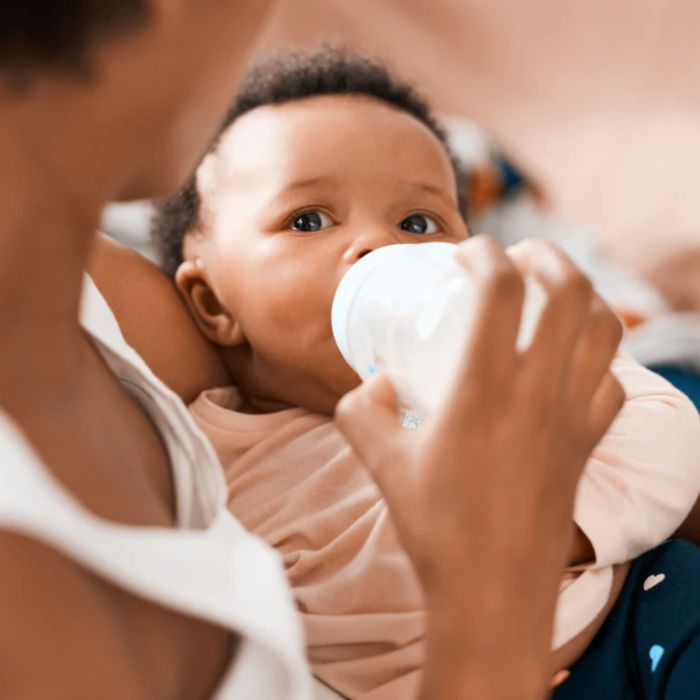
[508,239,594,380]
[566,295,623,406]
[443,237,524,419]
[586,371,626,447]
[335,374,408,490]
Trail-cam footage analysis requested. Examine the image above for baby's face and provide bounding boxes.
[181,95,468,414]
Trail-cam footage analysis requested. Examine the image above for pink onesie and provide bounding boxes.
[190,353,700,699]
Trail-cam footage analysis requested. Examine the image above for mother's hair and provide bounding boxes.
[0,1,148,82]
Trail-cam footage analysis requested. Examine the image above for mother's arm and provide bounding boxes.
[336,238,625,700]
[90,233,230,403]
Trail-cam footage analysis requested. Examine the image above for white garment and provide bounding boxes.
[0,277,316,700]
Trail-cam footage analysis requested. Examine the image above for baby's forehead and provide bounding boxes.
[198,95,457,200]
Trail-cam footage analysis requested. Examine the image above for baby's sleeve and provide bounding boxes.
[574,352,700,568]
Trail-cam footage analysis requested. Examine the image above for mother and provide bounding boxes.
[0,2,623,699]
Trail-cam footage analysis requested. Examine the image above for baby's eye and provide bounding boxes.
[290,211,333,233]
[400,214,439,235]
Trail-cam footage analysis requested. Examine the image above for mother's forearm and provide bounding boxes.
[90,233,231,402]
[421,599,551,700]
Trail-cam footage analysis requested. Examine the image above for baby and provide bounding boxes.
[100,51,700,699]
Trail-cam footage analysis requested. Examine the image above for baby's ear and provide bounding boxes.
[175,260,245,347]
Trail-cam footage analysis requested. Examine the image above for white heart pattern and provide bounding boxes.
[643,573,666,591]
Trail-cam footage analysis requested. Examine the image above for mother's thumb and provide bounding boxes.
[335,374,403,476]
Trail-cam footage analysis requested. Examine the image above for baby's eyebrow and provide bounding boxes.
[408,181,456,207]
[279,175,339,194]
[271,175,456,208]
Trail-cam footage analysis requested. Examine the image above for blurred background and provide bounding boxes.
[259,0,700,310]
[105,0,700,312]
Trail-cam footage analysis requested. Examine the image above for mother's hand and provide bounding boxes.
[335,237,625,700]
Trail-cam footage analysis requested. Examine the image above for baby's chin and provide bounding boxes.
[294,362,363,416]
[249,364,361,416]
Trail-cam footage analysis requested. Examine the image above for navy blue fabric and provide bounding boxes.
[649,365,700,412]
[494,153,527,197]
[553,540,700,699]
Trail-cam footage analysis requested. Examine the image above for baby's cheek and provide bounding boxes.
[250,281,331,351]
[230,246,338,359]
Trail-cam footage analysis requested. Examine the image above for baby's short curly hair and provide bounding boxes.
[151,48,467,277]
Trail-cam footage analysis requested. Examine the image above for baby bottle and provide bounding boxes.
[331,242,544,416]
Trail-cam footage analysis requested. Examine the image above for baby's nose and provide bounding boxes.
[343,228,403,264]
